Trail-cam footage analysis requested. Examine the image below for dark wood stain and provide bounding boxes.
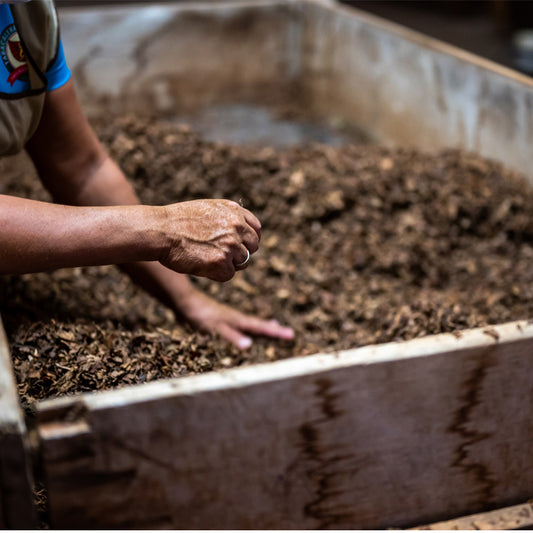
[299,377,355,529]
[447,352,498,508]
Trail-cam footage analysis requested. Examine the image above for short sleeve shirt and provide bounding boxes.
[0,1,70,155]
[0,4,70,97]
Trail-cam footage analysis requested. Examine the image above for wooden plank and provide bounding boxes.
[415,501,533,530]
[58,1,305,118]
[38,320,533,529]
[301,0,533,182]
[58,0,533,181]
[0,317,37,529]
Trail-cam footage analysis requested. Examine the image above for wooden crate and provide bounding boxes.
[3,0,533,528]
[59,0,533,179]
[35,321,533,529]
[0,319,36,529]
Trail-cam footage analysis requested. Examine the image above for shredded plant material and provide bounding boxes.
[2,114,533,407]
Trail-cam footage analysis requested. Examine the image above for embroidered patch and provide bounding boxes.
[0,23,28,86]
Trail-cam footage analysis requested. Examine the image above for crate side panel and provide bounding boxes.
[58,0,533,179]
[39,326,533,529]
[58,2,305,118]
[301,2,533,181]
[0,318,37,529]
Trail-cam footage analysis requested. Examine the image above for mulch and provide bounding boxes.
[3,114,533,408]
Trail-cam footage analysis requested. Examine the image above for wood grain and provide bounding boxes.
[38,320,533,529]
[0,318,37,529]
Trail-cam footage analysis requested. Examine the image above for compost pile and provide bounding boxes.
[3,114,533,407]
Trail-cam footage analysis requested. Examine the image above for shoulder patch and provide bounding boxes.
[0,23,28,86]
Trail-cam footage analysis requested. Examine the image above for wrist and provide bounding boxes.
[149,206,173,263]
[136,205,171,263]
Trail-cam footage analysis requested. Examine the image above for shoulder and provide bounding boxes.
[10,0,60,75]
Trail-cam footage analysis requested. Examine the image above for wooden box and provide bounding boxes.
[2,0,533,528]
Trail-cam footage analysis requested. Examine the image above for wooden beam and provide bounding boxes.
[0,318,37,529]
[38,320,533,529]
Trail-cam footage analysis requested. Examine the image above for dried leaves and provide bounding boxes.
[3,114,533,405]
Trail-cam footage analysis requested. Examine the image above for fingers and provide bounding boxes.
[185,291,295,350]
[219,314,295,348]
[241,233,258,254]
[236,216,259,254]
[233,245,249,271]
[234,206,260,270]
[225,202,259,264]
[214,310,294,350]
[217,323,252,350]
[205,245,250,281]
[239,317,295,341]
[242,210,261,242]
[217,319,295,351]
[231,202,261,241]
[161,199,262,281]
[230,202,260,251]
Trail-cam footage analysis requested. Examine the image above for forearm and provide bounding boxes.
[20,82,290,345]
[26,79,257,285]
[68,155,140,207]
[0,194,164,274]
[23,81,193,299]
[74,161,198,299]
[25,80,201,302]
[67,154,201,308]
[120,260,199,314]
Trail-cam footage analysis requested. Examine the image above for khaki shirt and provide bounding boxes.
[0,0,59,155]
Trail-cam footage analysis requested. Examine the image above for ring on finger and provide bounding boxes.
[235,248,250,268]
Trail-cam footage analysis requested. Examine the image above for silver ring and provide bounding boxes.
[235,249,250,268]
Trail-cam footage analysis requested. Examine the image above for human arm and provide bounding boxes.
[25,81,294,348]
[0,193,259,280]
[0,194,162,274]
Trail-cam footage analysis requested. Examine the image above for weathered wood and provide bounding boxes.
[0,318,37,529]
[59,0,533,181]
[302,0,533,182]
[31,1,533,527]
[38,320,533,529]
[58,1,306,118]
[415,501,533,530]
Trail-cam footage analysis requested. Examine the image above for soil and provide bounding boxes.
[3,114,533,409]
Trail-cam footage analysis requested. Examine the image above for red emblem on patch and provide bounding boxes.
[1,24,29,86]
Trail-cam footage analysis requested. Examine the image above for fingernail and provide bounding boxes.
[238,337,252,349]
[283,328,295,339]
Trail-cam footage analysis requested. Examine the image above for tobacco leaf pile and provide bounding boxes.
[3,114,533,408]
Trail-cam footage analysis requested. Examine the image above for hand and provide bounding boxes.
[177,289,295,349]
[159,199,260,282]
